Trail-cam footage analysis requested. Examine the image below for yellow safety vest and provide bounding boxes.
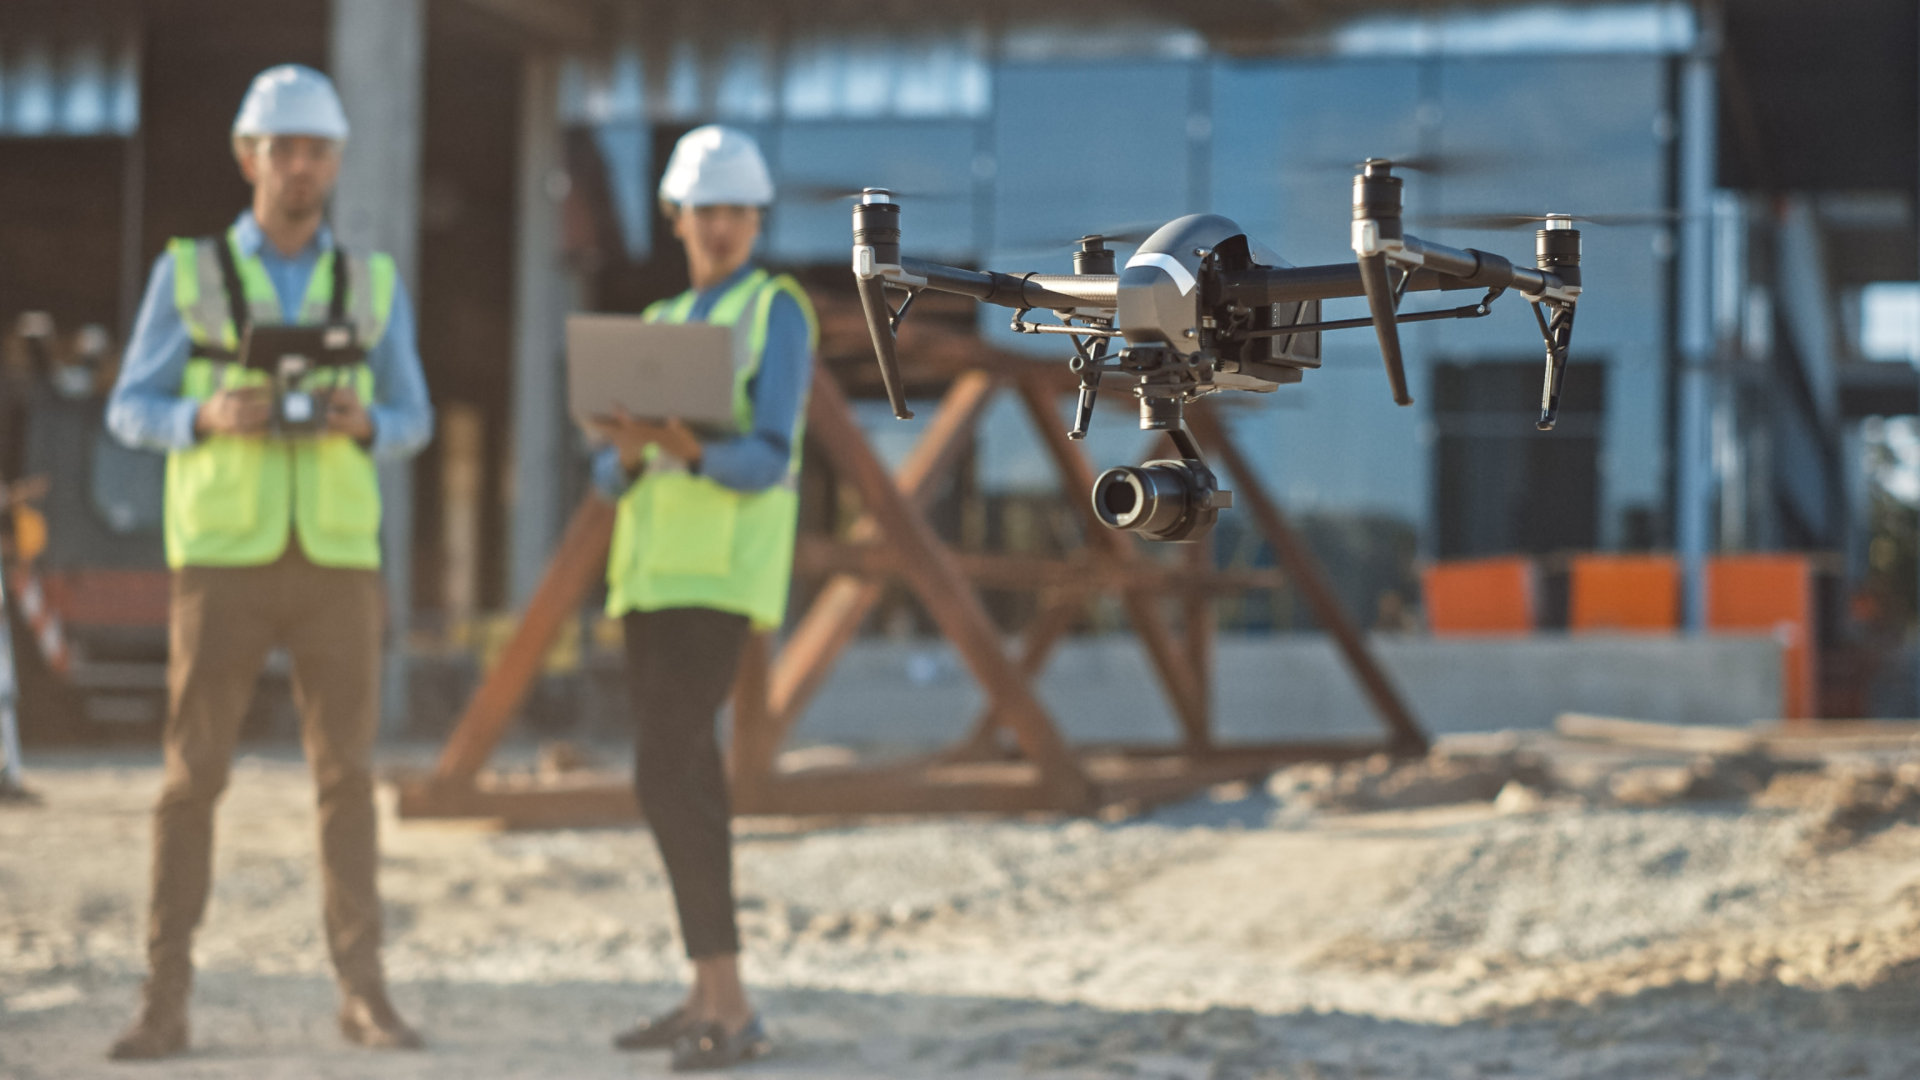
[604,268,816,631]
[162,227,396,570]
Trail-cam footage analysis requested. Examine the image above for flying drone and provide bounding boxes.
[850,159,1583,541]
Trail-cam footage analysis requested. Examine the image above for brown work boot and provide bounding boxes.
[107,1004,189,1061]
[338,987,424,1050]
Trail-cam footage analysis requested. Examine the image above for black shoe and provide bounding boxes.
[670,1015,770,1072]
[613,1005,691,1051]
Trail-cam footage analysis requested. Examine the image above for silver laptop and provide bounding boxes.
[565,314,744,432]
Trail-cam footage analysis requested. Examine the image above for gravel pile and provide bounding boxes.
[1321,808,1811,973]
[6,749,1920,1078]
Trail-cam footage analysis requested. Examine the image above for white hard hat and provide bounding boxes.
[232,64,350,140]
[658,125,774,208]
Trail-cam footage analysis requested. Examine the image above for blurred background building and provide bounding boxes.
[1,0,1915,736]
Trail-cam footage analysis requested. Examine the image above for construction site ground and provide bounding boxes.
[3,732,1919,1079]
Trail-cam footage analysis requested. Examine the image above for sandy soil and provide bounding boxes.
[3,742,1919,1079]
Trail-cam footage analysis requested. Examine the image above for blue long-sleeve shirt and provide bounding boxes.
[107,211,433,461]
[592,262,813,498]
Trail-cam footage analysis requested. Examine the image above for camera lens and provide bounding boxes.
[1093,463,1201,540]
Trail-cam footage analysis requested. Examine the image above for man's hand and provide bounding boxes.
[588,409,702,472]
[326,385,375,443]
[194,387,272,437]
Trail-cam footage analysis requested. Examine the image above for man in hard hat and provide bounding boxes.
[103,64,431,1060]
[589,124,813,1072]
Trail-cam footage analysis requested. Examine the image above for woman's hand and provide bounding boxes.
[590,408,703,472]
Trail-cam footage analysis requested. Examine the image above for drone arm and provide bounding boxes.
[1217,250,1575,308]
[893,257,1118,313]
[1394,236,1577,304]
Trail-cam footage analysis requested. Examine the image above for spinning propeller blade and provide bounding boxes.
[1415,210,1682,230]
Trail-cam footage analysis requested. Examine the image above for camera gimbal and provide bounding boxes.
[852,159,1583,542]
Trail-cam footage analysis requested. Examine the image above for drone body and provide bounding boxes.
[852,160,1584,542]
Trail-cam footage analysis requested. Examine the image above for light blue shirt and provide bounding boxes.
[107,211,434,461]
[592,262,813,498]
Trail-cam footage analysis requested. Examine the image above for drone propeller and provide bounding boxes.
[782,181,968,205]
[1002,221,1169,258]
[1414,209,1683,230]
[1300,148,1513,179]
[1066,223,1164,247]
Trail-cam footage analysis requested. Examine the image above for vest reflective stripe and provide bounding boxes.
[161,233,395,570]
[606,270,815,630]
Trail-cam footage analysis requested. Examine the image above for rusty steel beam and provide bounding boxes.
[431,495,618,788]
[807,370,1093,806]
[1012,375,1212,751]
[727,631,776,813]
[766,370,1000,742]
[1187,407,1430,758]
[951,588,1086,759]
[1185,540,1214,727]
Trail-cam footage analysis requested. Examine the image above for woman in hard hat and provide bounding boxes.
[587,124,815,1072]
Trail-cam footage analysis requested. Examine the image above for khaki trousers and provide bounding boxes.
[145,543,387,1006]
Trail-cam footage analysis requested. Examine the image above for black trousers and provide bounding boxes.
[622,607,749,959]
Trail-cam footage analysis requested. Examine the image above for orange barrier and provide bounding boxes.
[1421,557,1536,635]
[1569,554,1679,633]
[1707,554,1814,720]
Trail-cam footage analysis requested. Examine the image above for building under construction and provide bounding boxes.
[1,0,1916,751]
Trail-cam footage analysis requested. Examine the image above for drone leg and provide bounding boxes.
[1067,345,1104,441]
[1532,300,1575,431]
[1069,385,1098,441]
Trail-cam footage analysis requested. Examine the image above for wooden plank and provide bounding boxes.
[792,537,1288,592]
[395,737,1398,828]
[1076,740,1390,764]
[807,371,1094,806]
[953,589,1086,758]
[439,402,485,623]
[754,770,1082,816]
[1758,733,1920,758]
[1554,713,1761,754]
[1188,406,1430,757]
[766,370,1000,742]
[1185,539,1214,729]
[395,774,639,828]
[1012,375,1212,751]
[1758,720,1920,740]
[432,496,617,787]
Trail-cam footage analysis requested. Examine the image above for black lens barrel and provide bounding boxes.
[1091,460,1221,542]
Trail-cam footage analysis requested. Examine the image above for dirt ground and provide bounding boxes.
[3,740,1919,1079]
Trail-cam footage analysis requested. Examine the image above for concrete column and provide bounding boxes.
[330,0,426,731]
[1674,39,1718,633]
[507,52,575,608]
